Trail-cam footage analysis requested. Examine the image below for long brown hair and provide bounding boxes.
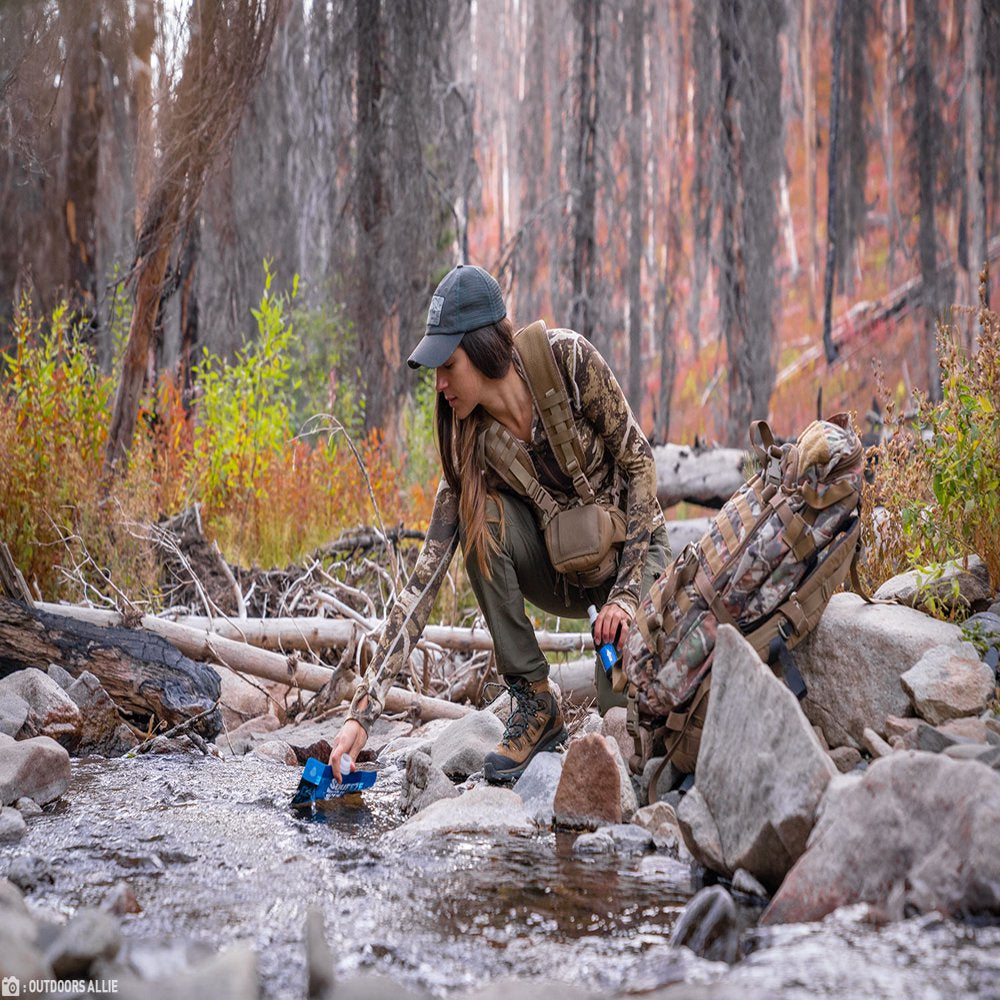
[436,317,515,575]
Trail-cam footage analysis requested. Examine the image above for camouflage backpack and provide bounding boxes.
[619,414,867,786]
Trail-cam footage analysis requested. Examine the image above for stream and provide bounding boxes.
[2,753,998,999]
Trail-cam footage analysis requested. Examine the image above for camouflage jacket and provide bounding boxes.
[349,328,666,732]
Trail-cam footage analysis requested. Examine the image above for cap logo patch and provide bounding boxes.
[427,295,444,327]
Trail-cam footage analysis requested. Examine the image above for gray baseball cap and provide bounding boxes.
[407,264,506,369]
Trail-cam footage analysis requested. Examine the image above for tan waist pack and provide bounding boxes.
[483,321,626,588]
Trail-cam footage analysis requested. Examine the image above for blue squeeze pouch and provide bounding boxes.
[290,756,377,808]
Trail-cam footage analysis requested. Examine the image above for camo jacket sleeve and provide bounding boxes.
[347,478,459,733]
[551,332,665,618]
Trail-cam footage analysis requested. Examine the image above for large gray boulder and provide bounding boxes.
[795,592,968,748]
[0,669,82,749]
[400,750,460,817]
[762,751,1000,924]
[677,625,836,892]
[387,786,534,844]
[899,645,995,725]
[873,555,993,615]
[512,751,564,827]
[429,710,505,779]
[0,736,71,806]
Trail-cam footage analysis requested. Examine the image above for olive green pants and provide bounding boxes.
[461,492,670,713]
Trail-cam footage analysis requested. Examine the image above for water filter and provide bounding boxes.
[588,604,620,677]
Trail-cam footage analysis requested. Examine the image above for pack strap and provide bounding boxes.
[648,673,712,804]
[514,321,595,504]
[483,421,561,523]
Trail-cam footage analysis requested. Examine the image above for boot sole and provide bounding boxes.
[484,725,568,784]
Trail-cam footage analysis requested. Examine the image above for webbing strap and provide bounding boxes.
[801,477,859,510]
[649,673,712,804]
[769,492,817,562]
[483,421,561,523]
[513,321,595,504]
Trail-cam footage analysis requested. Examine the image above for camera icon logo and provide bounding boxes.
[1,977,20,997]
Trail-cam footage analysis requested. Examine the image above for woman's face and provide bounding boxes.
[436,345,485,420]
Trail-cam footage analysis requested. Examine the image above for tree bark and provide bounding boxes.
[570,0,599,345]
[821,0,844,365]
[0,597,222,736]
[35,602,470,721]
[64,4,102,345]
[964,0,987,328]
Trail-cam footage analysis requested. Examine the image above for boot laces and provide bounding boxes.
[502,678,547,745]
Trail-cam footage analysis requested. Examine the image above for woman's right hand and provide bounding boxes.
[329,719,368,781]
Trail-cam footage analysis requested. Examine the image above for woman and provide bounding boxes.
[329,263,670,783]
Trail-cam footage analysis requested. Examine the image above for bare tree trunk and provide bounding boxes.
[64,5,102,345]
[965,0,987,331]
[821,0,844,365]
[571,0,599,344]
[803,0,817,314]
[132,0,155,237]
[626,0,644,409]
[914,0,942,400]
[104,0,283,475]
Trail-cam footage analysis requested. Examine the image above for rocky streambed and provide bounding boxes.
[1,748,999,1000]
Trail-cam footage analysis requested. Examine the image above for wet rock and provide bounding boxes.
[900,645,995,725]
[732,868,769,899]
[795,592,968,748]
[13,798,41,818]
[606,737,640,822]
[600,707,633,764]
[252,740,297,766]
[763,751,1000,924]
[305,906,333,1000]
[223,714,281,755]
[827,746,862,773]
[46,906,121,976]
[553,734,622,830]
[0,689,30,738]
[0,807,26,843]
[873,556,993,615]
[0,735,71,806]
[0,669,81,749]
[64,670,138,756]
[115,942,259,1000]
[677,626,835,891]
[572,824,653,856]
[670,885,739,964]
[674,786,724,874]
[632,800,680,839]
[5,854,55,892]
[429,710,505,779]
[400,750,460,817]
[511,750,563,826]
[388,786,534,843]
[102,881,142,915]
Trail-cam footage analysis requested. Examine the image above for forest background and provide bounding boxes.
[1,0,999,609]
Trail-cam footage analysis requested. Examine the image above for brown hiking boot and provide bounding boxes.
[484,677,567,784]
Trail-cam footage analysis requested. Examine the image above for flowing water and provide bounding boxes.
[2,753,998,999]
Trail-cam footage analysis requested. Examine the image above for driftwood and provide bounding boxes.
[0,597,222,737]
[653,443,749,509]
[35,602,470,722]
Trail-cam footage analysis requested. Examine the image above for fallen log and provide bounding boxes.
[133,612,596,657]
[654,443,749,509]
[0,597,222,737]
[35,602,470,722]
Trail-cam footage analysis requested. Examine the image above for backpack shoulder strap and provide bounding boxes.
[483,420,561,525]
[514,322,595,504]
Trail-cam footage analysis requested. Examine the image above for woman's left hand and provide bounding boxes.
[593,602,632,649]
